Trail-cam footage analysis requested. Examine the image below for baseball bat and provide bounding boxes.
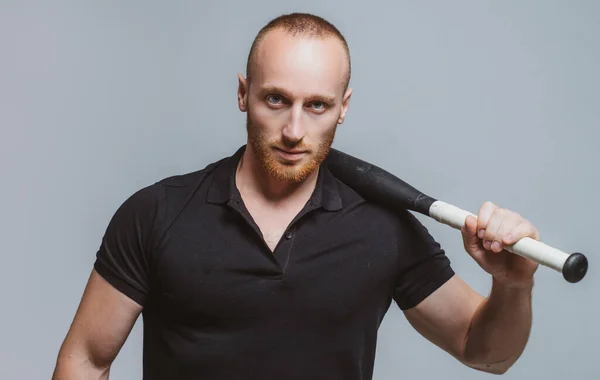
[324,148,588,283]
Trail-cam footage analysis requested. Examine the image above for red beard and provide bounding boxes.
[246,114,337,183]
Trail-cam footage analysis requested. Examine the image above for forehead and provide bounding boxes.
[251,29,348,97]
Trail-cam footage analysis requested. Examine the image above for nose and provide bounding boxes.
[282,104,305,143]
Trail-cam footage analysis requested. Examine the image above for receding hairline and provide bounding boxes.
[245,13,351,91]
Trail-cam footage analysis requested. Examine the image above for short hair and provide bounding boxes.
[245,13,351,91]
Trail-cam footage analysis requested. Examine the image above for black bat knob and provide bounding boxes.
[562,252,588,283]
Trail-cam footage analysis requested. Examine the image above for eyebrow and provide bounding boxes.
[259,85,337,104]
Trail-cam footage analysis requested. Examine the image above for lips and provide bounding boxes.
[277,148,307,154]
[274,147,308,160]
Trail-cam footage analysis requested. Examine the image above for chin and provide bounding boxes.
[266,156,319,183]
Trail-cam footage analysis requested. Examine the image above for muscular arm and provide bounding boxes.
[52,269,142,380]
[404,274,533,374]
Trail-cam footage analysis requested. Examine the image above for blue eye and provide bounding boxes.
[310,101,328,112]
[266,95,282,104]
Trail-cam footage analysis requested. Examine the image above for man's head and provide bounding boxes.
[237,13,352,183]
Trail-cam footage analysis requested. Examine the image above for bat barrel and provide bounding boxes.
[325,148,437,215]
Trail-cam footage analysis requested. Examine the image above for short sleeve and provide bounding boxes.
[393,211,455,310]
[93,184,164,306]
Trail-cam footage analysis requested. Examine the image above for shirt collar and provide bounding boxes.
[206,145,342,211]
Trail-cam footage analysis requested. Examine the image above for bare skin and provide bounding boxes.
[52,270,142,379]
[404,208,538,374]
[53,27,539,378]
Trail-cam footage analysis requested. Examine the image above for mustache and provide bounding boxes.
[275,138,311,152]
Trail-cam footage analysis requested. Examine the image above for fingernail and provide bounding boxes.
[478,229,485,239]
[504,234,513,243]
[483,240,491,250]
[491,241,501,252]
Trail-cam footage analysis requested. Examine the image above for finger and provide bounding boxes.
[461,215,480,251]
[503,220,541,245]
[462,214,478,236]
[494,212,523,249]
[476,201,497,239]
[483,208,510,253]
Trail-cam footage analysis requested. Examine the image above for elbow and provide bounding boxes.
[461,354,518,375]
[480,363,511,375]
[460,340,520,375]
[463,362,512,376]
[53,346,111,380]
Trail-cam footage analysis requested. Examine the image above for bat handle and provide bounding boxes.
[428,201,588,283]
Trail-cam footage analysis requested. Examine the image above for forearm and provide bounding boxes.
[463,277,533,374]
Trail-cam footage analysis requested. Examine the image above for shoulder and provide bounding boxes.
[147,155,229,199]
[329,170,444,254]
[114,156,228,220]
[156,156,226,189]
[330,171,416,227]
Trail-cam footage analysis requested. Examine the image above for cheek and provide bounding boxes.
[249,103,286,131]
[306,112,339,137]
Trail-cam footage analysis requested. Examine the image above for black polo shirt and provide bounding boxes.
[94,145,454,380]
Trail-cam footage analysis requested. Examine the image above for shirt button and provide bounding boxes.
[285,231,293,239]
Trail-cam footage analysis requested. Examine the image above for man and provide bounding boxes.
[53,13,540,379]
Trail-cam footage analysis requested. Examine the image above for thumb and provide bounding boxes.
[461,215,480,251]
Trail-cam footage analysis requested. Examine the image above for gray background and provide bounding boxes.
[1,1,598,379]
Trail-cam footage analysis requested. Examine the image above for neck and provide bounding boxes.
[236,145,319,206]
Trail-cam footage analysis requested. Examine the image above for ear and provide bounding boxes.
[337,87,353,124]
[237,73,248,112]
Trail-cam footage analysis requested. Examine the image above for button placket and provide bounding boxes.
[275,227,295,273]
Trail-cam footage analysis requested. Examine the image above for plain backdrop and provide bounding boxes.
[1,1,598,379]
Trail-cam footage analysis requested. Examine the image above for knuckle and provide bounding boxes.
[519,219,532,229]
[528,224,539,235]
[482,201,497,213]
[511,211,523,222]
[512,220,538,239]
[492,208,506,222]
[484,228,497,240]
[489,208,502,220]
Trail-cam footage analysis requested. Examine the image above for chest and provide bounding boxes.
[242,199,306,252]
[152,209,401,326]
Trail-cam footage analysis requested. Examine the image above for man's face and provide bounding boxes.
[238,29,352,183]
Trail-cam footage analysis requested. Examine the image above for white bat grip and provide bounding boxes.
[428,201,568,272]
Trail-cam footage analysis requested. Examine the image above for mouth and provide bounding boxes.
[273,147,308,161]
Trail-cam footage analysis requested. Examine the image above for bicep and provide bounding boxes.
[403,274,484,361]
[58,269,143,370]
